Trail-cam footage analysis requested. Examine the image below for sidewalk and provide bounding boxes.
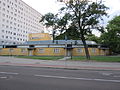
[0,56,120,70]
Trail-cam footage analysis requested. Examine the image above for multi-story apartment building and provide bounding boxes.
[0,0,44,45]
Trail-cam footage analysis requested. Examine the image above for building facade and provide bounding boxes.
[0,40,110,56]
[0,33,110,56]
[29,33,52,41]
[0,0,44,45]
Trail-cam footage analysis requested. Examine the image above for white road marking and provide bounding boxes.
[35,74,120,83]
[113,76,120,77]
[101,73,113,76]
[0,72,19,75]
[0,77,7,79]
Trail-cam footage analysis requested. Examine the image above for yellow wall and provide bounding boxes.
[72,48,107,56]
[34,48,65,56]
[0,48,109,56]
[29,33,52,41]
[72,48,85,56]
[0,48,28,56]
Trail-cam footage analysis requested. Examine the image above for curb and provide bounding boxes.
[0,62,120,71]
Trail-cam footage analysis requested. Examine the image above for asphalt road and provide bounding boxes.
[0,65,120,90]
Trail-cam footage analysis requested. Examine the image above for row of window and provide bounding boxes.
[0,48,60,53]
[1,0,42,16]
[2,30,27,37]
[77,48,96,53]
[38,48,96,53]
[0,0,43,35]
[39,49,61,53]
[1,35,27,42]
[0,41,22,45]
[0,1,41,25]
[0,48,97,53]
[1,13,41,30]
[1,24,28,33]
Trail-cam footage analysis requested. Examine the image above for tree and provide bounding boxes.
[55,24,80,40]
[59,0,108,60]
[40,13,58,43]
[40,0,108,60]
[86,34,100,43]
[40,13,72,43]
[100,16,120,54]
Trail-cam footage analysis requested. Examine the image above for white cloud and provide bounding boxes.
[22,0,120,16]
[105,0,120,14]
[22,0,61,15]
[22,0,120,36]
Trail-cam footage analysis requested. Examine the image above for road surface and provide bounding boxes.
[0,65,120,90]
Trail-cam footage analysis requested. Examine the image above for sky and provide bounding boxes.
[22,0,120,36]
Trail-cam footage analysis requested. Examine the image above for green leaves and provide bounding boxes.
[40,13,57,28]
[100,16,120,54]
[40,0,108,59]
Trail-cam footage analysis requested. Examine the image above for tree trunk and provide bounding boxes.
[52,30,55,43]
[81,36,90,60]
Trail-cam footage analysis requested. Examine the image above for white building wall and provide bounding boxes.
[0,0,44,45]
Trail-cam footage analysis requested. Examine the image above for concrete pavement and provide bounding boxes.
[1,65,120,90]
[0,56,120,70]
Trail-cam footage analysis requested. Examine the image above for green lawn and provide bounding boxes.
[16,56,63,60]
[15,55,120,62]
[72,56,120,62]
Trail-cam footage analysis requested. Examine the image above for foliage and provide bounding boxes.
[60,0,108,59]
[86,34,100,43]
[55,25,80,40]
[40,13,58,28]
[40,13,71,42]
[72,56,120,62]
[100,16,120,54]
[16,56,63,60]
[40,0,108,60]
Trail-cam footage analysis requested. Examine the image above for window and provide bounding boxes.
[15,0,17,3]
[6,20,9,23]
[11,12,13,14]
[92,48,96,53]
[2,30,4,32]
[2,19,5,22]
[39,48,44,53]
[10,26,12,29]
[15,9,17,12]
[9,48,13,52]
[54,48,60,53]
[10,21,12,24]
[15,4,17,7]
[6,25,9,28]
[0,49,2,52]
[7,10,9,13]
[7,0,9,3]
[7,5,10,8]
[11,17,13,20]
[2,8,5,11]
[21,48,26,53]
[2,24,5,27]
[14,33,16,35]
[3,3,5,6]
[77,48,83,53]
[2,35,4,38]
[6,15,9,18]
[6,36,8,38]
[14,13,17,16]
[2,13,5,17]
